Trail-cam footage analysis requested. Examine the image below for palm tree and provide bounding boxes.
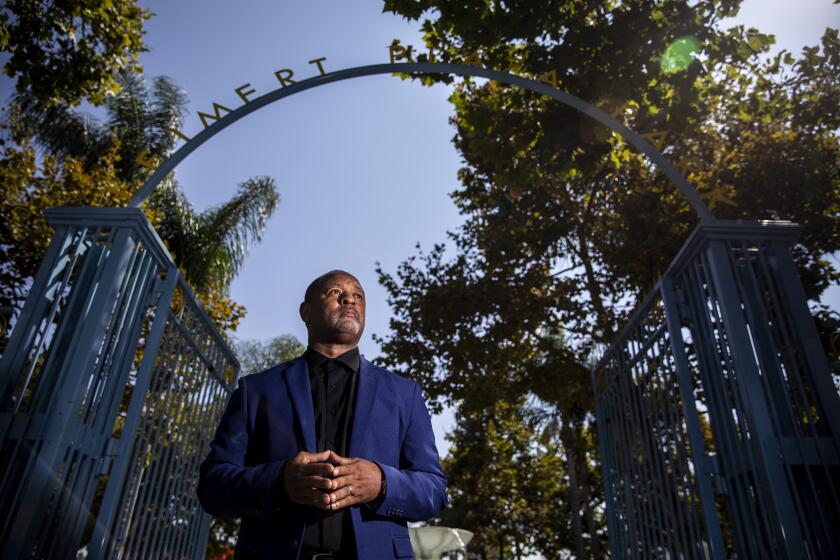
[14,72,279,293]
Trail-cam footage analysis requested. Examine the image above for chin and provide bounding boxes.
[334,320,361,336]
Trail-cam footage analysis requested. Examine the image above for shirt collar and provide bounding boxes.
[304,346,360,373]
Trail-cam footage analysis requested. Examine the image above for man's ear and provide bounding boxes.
[299,301,310,324]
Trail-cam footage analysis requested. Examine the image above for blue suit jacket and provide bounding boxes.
[197,355,447,559]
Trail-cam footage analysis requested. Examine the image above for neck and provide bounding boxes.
[308,341,358,358]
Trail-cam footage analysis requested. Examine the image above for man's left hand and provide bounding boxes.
[325,451,382,510]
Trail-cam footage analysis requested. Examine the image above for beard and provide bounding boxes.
[333,309,361,335]
[334,318,360,335]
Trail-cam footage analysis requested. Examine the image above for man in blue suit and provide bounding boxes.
[197,270,447,559]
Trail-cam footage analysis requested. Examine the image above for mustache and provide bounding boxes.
[337,307,360,320]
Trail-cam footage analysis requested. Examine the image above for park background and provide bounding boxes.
[111,0,839,455]
[1,0,838,558]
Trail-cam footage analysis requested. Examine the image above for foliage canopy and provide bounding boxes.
[379,1,839,556]
[0,0,150,106]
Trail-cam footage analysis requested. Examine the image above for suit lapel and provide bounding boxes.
[349,356,380,457]
[285,357,316,452]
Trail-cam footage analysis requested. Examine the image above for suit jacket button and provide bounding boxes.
[289,539,298,550]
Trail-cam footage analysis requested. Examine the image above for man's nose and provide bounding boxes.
[339,292,355,305]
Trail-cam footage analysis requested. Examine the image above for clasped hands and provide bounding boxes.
[283,450,382,511]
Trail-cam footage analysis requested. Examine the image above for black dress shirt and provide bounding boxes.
[302,346,360,555]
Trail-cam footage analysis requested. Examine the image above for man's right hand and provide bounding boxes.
[282,450,336,510]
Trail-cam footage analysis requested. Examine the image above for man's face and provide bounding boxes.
[300,273,366,346]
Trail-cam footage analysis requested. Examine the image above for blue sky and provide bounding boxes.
[2,0,838,456]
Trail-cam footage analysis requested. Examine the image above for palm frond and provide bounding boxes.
[12,93,110,166]
[148,76,188,156]
[188,177,280,291]
[147,176,200,265]
[106,72,156,182]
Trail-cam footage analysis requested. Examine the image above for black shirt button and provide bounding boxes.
[289,539,298,550]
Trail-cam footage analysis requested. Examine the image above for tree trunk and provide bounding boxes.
[576,223,613,344]
[561,418,585,559]
[498,530,505,560]
[575,422,602,558]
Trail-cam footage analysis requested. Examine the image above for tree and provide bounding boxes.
[0,0,150,106]
[236,334,306,375]
[3,72,281,333]
[441,399,569,559]
[377,1,839,556]
[1,73,284,555]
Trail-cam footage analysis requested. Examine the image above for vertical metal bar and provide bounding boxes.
[624,325,675,557]
[662,279,726,559]
[4,228,137,559]
[771,243,840,438]
[594,371,622,559]
[132,321,197,558]
[649,327,700,558]
[689,254,758,553]
[0,225,73,402]
[161,340,217,557]
[613,354,644,560]
[47,235,148,556]
[705,239,806,558]
[615,337,658,557]
[191,376,234,558]
[186,379,228,560]
[48,241,149,554]
[140,339,199,557]
[728,242,821,542]
[95,253,160,436]
[164,352,216,557]
[737,240,838,556]
[26,230,104,414]
[110,315,181,559]
[152,341,212,556]
[88,268,178,560]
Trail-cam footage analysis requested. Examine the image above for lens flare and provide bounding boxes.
[661,35,701,74]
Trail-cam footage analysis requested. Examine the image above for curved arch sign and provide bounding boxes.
[128,60,713,221]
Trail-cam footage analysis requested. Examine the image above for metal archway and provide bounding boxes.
[128,62,713,221]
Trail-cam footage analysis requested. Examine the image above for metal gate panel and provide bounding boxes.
[594,287,724,559]
[595,221,840,559]
[0,207,238,559]
[91,275,237,560]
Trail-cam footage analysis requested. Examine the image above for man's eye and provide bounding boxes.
[354,294,364,301]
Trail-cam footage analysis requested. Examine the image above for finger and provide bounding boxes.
[302,475,334,491]
[300,462,335,477]
[290,488,331,509]
[331,461,361,477]
[302,450,332,464]
[329,474,355,491]
[328,484,355,504]
[329,494,358,511]
[327,451,354,466]
[308,488,333,510]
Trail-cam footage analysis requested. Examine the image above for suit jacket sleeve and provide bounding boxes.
[196,376,286,520]
[371,381,448,521]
